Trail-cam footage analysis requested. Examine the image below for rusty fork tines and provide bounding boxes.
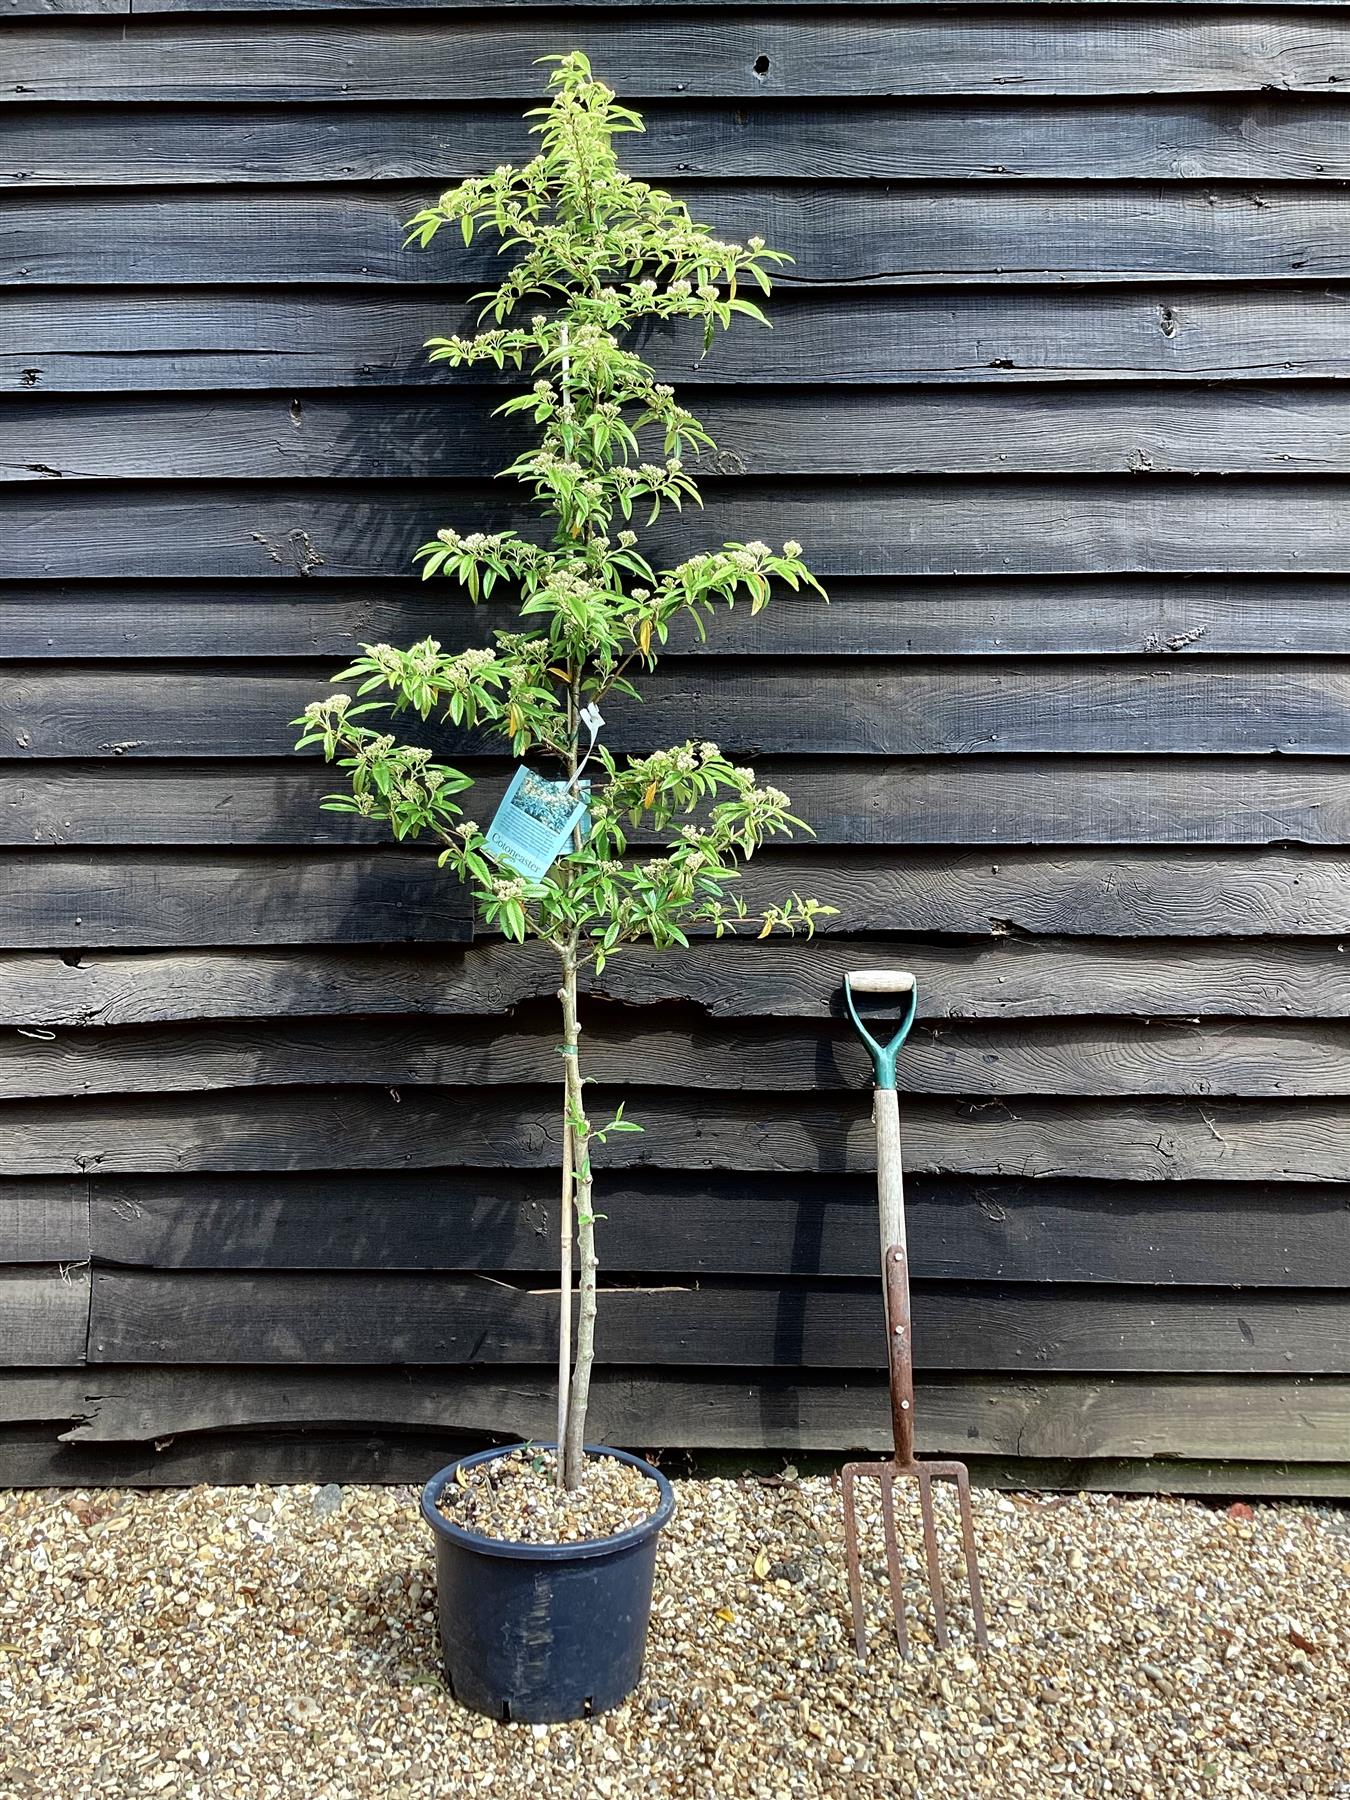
[841,1243,988,1659]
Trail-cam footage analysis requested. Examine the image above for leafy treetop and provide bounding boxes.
[297,53,832,971]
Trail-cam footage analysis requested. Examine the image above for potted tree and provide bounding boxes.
[296,52,831,1722]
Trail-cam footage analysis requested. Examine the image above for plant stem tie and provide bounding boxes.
[569,702,605,790]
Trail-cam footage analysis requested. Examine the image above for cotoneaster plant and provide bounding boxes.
[297,52,833,1491]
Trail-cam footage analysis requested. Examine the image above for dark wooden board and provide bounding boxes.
[86,1268,1349,1371]
[11,755,1350,850]
[86,1170,1350,1288]
[6,0,1325,14]
[14,479,1350,580]
[0,1268,89,1366]
[4,1,128,13]
[11,288,1350,393]
[717,848,1350,940]
[2,1431,1342,1496]
[15,1366,1339,1464]
[8,1086,1350,1182]
[11,660,1350,758]
[5,576,1350,659]
[7,936,1347,1030]
[16,385,1350,480]
[0,847,470,949]
[0,579,490,660]
[5,845,1350,947]
[11,17,1348,103]
[9,184,1350,289]
[14,0,1330,11]
[15,1010,1350,1102]
[11,97,1350,186]
[0,1179,87,1264]
[928,1457,1350,1497]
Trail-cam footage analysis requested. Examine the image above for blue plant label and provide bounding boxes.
[483,767,590,881]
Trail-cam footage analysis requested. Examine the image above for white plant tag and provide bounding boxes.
[483,767,590,881]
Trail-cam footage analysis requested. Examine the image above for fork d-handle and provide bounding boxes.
[843,970,917,1275]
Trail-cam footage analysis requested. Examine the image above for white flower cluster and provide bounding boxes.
[354,733,396,764]
[302,694,352,725]
[531,450,586,478]
[435,528,512,552]
[443,646,497,689]
[544,566,605,605]
[404,639,446,676]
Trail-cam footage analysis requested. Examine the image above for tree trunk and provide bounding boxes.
[558,952,597,1490]
[555,1037,574,1489]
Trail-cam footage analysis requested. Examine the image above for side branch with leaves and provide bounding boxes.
[296,52,834,1490]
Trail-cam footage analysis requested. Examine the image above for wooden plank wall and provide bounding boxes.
[2,1,1349,1492]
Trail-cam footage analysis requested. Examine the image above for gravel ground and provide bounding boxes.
[0,1474,1346,1800]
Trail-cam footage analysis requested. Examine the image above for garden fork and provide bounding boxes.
[840,969,988,1658]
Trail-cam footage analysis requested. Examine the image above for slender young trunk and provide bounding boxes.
[555,1052,574,1488]
[556,309,600,1490]
[558,952,597,1489]
[554,643,585,1486]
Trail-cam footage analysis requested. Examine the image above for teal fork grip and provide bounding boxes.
[844,971,917,1091]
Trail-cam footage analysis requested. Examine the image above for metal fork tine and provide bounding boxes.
[953,1464,989,1650]
[915,1466,950,1650]
[878,1467,910,1660]
[842,1459,988,1660]
[840,1465,867,1657]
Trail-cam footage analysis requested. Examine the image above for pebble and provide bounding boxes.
[0,1480,1344,1798]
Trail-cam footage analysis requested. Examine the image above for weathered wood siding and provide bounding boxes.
[2,2,1349,1491]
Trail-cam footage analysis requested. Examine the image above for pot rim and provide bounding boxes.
[420,1442,675,1562]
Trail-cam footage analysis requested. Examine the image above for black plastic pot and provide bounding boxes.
[420,1443,675,1723]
